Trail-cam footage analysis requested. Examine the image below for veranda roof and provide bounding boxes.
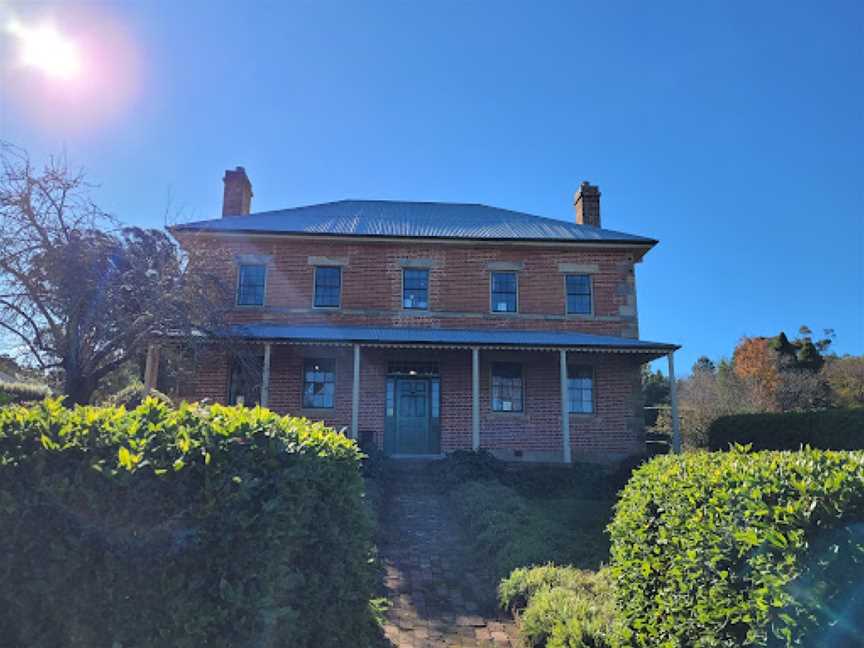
[225,323,678,359]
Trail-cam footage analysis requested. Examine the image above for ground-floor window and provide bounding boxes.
[228,353,264,406]
[491,362,523,412]
[567,365,594,414]
[303,358,336,408]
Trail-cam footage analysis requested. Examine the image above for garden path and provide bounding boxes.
[378,461,519,647]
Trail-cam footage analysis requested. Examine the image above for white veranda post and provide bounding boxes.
[471,347,480,451]
[260,343,272,407]
[560,349,572,464]
[351,344,361,440]
[668,351,681,453]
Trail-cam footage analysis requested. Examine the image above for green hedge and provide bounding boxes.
[708,409,864,451]
[0,398,377,647]
[609,449,864,646]
[0,380,51,405]
[101,381,174,408]
[499,565,619,648]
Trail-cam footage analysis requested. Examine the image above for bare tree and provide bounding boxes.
[0,143,231,404]
[823,355,864,409]
[678,360,761,448]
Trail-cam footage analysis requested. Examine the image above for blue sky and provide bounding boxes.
[2,0,861,372]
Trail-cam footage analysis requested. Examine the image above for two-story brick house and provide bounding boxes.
[163,168,680,463]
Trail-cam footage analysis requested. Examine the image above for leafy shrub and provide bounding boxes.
[427,448,504,490]
[708,409,864,451]
[101,380,174,408]
[609,448,864,647]
[360,443,391,480]
[430,449,616,499]
[500,565,619,648]
[0,398,377,648]
[502,461,611,499]
[0,380,51,405]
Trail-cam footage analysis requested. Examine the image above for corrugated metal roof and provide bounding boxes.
[227,323,678,354]
[173,200,656,244]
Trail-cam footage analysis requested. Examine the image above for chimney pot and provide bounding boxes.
[222,166,253,217]
[574,181,601,228]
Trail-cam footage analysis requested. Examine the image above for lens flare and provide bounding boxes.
[3,7,143,135]
[7,19,82,80]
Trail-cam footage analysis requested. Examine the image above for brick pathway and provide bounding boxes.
[379,462,519,647]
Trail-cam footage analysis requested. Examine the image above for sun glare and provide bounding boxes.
[7,19,82,80]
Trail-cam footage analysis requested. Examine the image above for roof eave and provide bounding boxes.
[169,226,658,249]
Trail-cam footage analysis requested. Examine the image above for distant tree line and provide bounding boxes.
[645,326,863,448]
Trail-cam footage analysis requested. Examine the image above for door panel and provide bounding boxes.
[396,379,430,454]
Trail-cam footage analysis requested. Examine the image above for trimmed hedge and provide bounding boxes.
[609,449,864,646]
[0,380,51,405]
[0,398,377,647]
[101,381,174,408]
[709,409,864,451]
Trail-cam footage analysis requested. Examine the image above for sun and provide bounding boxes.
[7,19,82,80]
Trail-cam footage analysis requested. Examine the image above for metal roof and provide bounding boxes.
[226,323,678,355]
[173,200,656,244]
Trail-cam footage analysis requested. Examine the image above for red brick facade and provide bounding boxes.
[178,234,642,338]
[176,232,650,462]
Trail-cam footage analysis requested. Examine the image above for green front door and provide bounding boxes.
[396,378,430,454]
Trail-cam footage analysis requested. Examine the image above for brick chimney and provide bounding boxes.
[574,181,601,228]
[222,166,253,217]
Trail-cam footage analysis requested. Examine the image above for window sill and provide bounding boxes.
[299,407,336,415]
[564,313,595,320]
[488,410,527,417]
[489,311,519,316]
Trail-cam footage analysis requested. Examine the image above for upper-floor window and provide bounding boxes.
[567,365,594,414]
[314,266,342,308]
[403,269,429,310]
[236,264,266,306]
[566,274,592,315]
[491,362,523,412]
[303,358,336,408]
[491,272,518,313]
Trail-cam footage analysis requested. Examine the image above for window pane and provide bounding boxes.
[403,269,429,309]
[237,265,266,306]
[303,359,335,408]
[491,362,523,412]
[386,379,395,417]
[314,267,341,308]
[431,379,440,418]
[567,365,594,414]
[566,274,592,314]
[491,272,517,312]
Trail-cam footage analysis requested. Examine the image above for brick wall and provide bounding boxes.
[175,234,641,338]
[189,343,644,462]
[176,232,649,461]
